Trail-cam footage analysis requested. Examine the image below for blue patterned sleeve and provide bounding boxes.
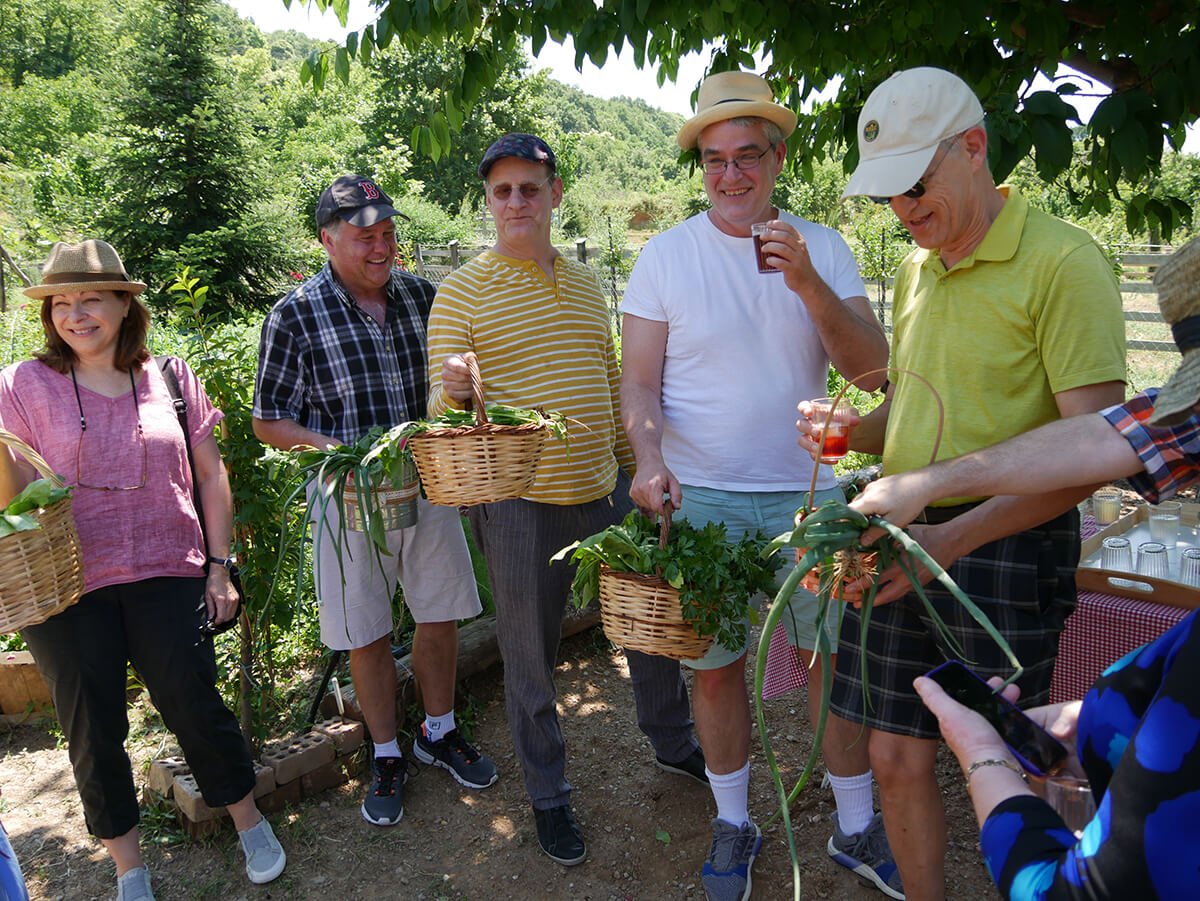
[979,611,1200,899]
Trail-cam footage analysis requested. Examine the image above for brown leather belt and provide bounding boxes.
[914,501,985,525]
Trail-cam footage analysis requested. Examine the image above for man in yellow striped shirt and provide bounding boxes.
[427,134,702,867]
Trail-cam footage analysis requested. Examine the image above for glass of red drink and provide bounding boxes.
[750,222,781,273]
[809,396,857,464]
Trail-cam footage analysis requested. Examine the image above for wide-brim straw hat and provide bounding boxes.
[24,239,147,299]
[1147,236,1200,426]
[676,71,798,150]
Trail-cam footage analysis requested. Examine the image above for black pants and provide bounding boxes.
[21,577,255,838]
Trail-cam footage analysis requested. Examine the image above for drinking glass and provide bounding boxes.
[1090,487,1122,525]
[1100,536,1133,572]
[1149,500,1182,545]
[1045,776,1096,837]
[750,222,781,274]
[808,397,858,464]
[1180,547,1200,587]
[1137,541,1170,578]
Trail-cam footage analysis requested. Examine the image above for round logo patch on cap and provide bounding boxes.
[863,120,880,143]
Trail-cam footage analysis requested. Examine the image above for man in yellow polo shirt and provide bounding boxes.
[800,67,1127,899]
[427,134,701,867]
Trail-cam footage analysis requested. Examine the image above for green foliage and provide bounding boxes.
[0,479,72,537]
[97,0,297,309]
[320,0,1200,241]
[558,510,780,652]
[164,268,311,736]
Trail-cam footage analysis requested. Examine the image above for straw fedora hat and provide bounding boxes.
[1147,236,1200,426]
[24,240,147,299]
[676,71,798,150]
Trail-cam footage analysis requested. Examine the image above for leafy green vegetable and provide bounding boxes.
[0,479,72,538]
[556,510,781,652]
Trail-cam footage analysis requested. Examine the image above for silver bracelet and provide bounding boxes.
[966,758,1027,783]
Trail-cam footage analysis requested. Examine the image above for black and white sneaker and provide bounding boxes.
[412,725,498,789]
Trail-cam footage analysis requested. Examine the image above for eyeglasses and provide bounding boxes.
[71,367,148,491]
[487,176,554,202]
[701,145,773,176]
[869,135,961,204]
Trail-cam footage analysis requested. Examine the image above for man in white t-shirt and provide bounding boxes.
[621,71,895,901]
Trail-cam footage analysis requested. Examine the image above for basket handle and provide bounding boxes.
[464,354,489,426]
[658,510,671,551]
[0,427,65,488]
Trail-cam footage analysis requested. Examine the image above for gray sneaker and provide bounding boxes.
[413,725,498,789]
[361,756,407,826]
[116,866,155,901]
[701,818,762,901]
[238,816,287,884]
[827,812,905,899]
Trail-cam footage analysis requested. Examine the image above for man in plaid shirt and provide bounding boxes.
[253,175,497,829]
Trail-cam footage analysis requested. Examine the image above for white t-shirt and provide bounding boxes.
[621,210,867,491]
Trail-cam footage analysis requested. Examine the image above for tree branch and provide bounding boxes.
[0,244,32,287]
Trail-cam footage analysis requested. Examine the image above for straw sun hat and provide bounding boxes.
[676,71,798,150]
[1146,236,1200,426]
[23,239,146,299]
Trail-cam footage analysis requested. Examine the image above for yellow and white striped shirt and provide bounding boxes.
[427,250,634,505]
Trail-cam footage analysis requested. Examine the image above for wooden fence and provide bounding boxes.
[413,242,1177,354]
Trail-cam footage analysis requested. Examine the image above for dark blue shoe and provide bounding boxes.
[701,818,761,901]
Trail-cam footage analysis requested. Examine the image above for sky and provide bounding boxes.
[225,0,1197,151]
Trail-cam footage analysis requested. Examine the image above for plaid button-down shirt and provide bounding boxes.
[253,262,434,444]
[1103,387,1200,503]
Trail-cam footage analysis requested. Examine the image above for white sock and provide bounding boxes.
[707,761,751,827]
[424,711,456,741]
[373,739,402,759]
[829,770,875,835]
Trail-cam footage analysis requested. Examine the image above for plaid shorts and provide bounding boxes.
[830,508,1079,739]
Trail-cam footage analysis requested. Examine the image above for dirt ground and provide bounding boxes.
[1,627,998,901]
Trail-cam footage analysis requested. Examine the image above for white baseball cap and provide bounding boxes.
[842,68,985,199]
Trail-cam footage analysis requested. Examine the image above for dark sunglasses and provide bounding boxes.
[869,136,960,205]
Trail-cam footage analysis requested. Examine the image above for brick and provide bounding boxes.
[312,716,364,756]
[260,732,335,785]
[300,757,353,797]
[148,756,190,797]
[256,777,302,815]
[177,811,225,841]
[172,774,226,823]
[252,761,276,798]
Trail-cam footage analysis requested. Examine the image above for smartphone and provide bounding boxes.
[925,660,1069,778]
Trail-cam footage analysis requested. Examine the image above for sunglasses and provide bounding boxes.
[487,176,554,202]
[869,135,961,205]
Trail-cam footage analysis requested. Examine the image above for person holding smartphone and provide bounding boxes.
[850,236,1200,898]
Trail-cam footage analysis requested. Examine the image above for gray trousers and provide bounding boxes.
[467,475,696,810]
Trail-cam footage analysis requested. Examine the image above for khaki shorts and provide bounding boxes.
[311,493,481,651]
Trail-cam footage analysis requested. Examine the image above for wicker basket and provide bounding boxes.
[0,428,85,633]
[597,516,714,661]
[409,357,548,506]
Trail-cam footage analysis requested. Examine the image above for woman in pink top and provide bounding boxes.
[0,241,285,901]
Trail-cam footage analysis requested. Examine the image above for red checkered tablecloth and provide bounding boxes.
[760,514,1191,702]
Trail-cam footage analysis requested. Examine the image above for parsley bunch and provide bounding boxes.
[557,510,780,651]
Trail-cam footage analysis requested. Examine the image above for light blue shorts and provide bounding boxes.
[675,484,845,671]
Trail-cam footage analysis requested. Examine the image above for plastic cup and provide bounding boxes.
[1045,776,1095,837]
[1100,536,1133,572]
[1091,487,1122,525]
[1137,541,1170,578]
[750,222,781,274]
[1149,501,1182,545]
[809,397,857,464]
[1180,547,1200,587]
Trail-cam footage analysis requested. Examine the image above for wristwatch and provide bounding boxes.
[208,554,237,571]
